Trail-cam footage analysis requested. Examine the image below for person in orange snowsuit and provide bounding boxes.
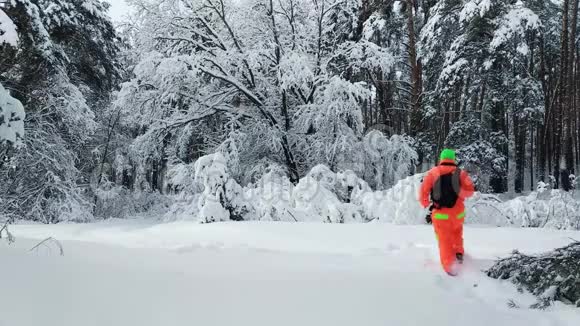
[419,149,475,276]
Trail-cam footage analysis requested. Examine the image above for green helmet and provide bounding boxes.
[440,149,456,161]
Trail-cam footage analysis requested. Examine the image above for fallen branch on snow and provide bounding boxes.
[487,242,580,309]
[30,237,64,256]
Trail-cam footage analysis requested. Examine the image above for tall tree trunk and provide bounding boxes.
[576,47,580,171]
[514,112,525,193]
[530,127,535,192]
[563,0,579,190]
[406,0,423,136]
[490,101,507,193]
[538,36,549,182]
[555,0,576,191]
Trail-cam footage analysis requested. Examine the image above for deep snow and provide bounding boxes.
[1,221,579,326]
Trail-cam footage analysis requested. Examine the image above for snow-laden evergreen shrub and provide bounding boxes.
[185,154,378,223]
[305,165,370,202]
[359,174,426,224]
[194,153,253,223]
[245,170,295,222]
[487,242,580,308]
[294,174,363,223]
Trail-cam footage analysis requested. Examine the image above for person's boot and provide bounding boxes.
[446,270,458,277]
[456,253,464,264]
[446,262,460,276]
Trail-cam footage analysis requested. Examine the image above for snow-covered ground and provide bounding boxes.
[1,221,579,326]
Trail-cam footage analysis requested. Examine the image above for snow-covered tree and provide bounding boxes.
[194,152,251,222]
[444,118,507,192]
[117,0,399,188]
[0,0,120,222]
[418,0,556,192]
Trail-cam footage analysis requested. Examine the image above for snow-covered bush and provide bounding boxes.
[199,201,230,224]
[194,153,252,223]
[293,174,363,223]
[94,184,171,219]
[162,195,201,222]
[359,174,426,224]
[0,83,25,146]
[487,242,580,308]
[363,131,418,190]
[165,163,199,195]
[465,193,514,226]
[305,165,369,202]
[537,181,550,193]
[336,170,372,204]
[0,11,23,175]
[466,190,580,230]
[0,82,24,179]
[570,175,577,190]
[133,148,580,227]
[294,175,345,223]
[162,163,203,222]
[246,170,296,222]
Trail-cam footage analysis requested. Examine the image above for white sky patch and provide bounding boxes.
[108,0,133,22]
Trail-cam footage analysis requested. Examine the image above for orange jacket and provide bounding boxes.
[419,159,475,213]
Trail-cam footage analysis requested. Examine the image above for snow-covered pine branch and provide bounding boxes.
[487,242,580,308]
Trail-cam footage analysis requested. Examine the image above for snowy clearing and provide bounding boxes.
[1,221,579,326]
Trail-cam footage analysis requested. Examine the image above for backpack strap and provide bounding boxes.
[453,167,462,190]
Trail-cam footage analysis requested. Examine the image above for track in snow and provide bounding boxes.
[0,221,578,326]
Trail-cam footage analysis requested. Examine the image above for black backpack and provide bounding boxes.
[430,168,462,208]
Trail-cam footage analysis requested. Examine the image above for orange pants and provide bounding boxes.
[432,210,465,273]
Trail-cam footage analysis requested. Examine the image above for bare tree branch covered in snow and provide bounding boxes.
[115,0,401,192]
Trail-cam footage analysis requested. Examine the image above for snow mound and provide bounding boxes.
[3,221,580,326]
